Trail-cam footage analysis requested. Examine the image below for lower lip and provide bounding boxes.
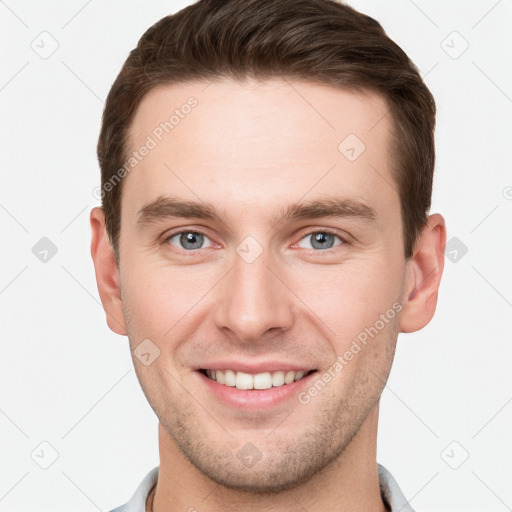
[196,370,318,410]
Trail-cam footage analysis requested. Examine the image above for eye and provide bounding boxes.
[297,231,344,251]
[166,231,213,251]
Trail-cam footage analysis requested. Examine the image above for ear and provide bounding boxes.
[90,207,127,335]
[400,213,447,333]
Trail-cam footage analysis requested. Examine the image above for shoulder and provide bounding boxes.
[378,464,415,512]
[106,466,159,512]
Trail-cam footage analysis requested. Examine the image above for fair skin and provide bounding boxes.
[91,78,445,512]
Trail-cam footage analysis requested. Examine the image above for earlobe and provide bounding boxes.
[90,207,127,336]
[399,214,447,333]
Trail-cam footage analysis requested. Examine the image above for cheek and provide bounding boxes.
[120,261,220,344]
[288,256,404,337]
[120,265,174,340]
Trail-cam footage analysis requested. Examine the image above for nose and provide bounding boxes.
[214,248,295,343]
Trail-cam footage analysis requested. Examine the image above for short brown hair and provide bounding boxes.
[97,0,436,260]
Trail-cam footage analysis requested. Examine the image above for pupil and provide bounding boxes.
[312,232,334,249]
[180,232,203,249]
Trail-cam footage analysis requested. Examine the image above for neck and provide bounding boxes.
[150,406,386,512]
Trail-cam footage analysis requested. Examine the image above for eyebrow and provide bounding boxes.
[137,196,221,229]
[136,195,376,229]
[275,197,376,225]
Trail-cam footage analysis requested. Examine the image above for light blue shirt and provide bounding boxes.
[109,464,415,512]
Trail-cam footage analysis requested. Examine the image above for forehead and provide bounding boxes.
[123,78,397,220]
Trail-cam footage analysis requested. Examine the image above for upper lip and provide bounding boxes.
[196,361,317,374]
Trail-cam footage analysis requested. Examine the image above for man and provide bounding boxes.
[91,0,446,510]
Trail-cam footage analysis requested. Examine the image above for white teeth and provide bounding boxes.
[224,369,236,387]
[204,369,312,389]
[284,371,296,384]
[294,370,305,381]
[272,371,285,387]
[216,369,225,384]
[253,372,272,390]
[235,371,253,390]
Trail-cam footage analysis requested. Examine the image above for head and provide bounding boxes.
[91,0,445,494]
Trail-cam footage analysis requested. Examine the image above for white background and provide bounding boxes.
[1,0,511,511]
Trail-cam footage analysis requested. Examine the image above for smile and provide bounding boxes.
[200,369,317,390]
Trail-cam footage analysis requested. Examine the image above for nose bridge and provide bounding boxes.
[214,245,293,341]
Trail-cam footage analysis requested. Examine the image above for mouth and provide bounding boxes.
[199,368,317,390]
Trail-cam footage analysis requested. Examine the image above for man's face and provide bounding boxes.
[117,79,409,491]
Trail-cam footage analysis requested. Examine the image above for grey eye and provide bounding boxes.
[168,231,212,250]
[298,232,342,250]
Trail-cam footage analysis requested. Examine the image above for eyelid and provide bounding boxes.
[161,225,212,241]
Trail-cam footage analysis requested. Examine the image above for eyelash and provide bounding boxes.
[162,229,347,254]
